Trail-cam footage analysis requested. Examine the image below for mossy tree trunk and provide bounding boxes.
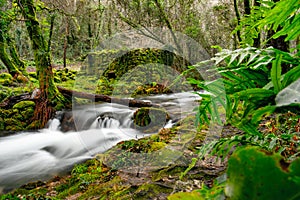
[6,36,28,76]
[17,0,67,128]
[0,21,23,78]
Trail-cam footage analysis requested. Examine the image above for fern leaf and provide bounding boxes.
[282,64,300,87]
[234,88,274,100]
[271,54,283,93]
[251,105,276,125]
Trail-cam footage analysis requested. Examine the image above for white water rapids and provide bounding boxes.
[0,92,199,193]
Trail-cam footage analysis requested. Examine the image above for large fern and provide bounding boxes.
[188,46,299,136]
[256,0,300,41]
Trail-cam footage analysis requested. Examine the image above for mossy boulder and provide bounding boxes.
[54,69,78,83]
[92,48,200,95]
[4,118,23,131]
[0,88,11,102]
[26,120,41,130]
[13,101,35,110]
[0,117,4,131]
[0,73,13,85]
[133,107,170,133]
[0,101,36,131]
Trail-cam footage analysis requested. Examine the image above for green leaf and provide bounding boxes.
[282,64,300,87]
[234,88,274,100]
[251,106,276,125]
[271,54,283,93]
[226,146,300,200]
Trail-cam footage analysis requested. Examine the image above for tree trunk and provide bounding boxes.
[63,17,69,69]
[47,13,56,53]
[0,23,23,78]
[266,0,289,52]
[233,0,242,43]
[244,0,251,15]
[17,0,67,128]
[6,36,28,76]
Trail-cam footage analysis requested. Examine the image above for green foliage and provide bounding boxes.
[256,0,300,41]
[232,0,274,46]
[225,146,300,200]
[233,0,300,47]
[188,46,299,136]
[197,178,226,199]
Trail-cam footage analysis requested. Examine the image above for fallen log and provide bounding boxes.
[57,86,159,108]
[0,93,33,109]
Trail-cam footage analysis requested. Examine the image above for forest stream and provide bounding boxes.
[0,92,199,194]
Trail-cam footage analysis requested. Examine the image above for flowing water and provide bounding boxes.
[0,92,199,193]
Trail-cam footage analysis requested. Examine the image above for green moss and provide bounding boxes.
[4,118,21,126]
[167,191,204,200]
[14,113,24,121]
[150,141,166,152]
[21,108,35,119]
[78,176,125,200]
[54,75,61,83]
[0,73,13,85]
[133,183,173,199]
[27,120,41,130]
[0,117,4,131]
[12,101,35,110]
[5,125,23,131]
[133,107,170,133]
[28,72,37,79]
[0,109,11,118]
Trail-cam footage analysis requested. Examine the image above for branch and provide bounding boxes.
[57,86,159,108]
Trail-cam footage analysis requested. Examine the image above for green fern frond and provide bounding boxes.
[271,54,283,93]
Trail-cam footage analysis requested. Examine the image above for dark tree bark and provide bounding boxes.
[63,17,69,69]
[244,0,251,15]
[17,0,68,128]
[233,0,242,43]
[266,30,289,52]
[47,13,56,53]
[266,0,289,52]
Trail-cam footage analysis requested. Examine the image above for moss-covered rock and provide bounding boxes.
[0,73,13,85]
[84,48,201,95]
[4,118,23,131]
[28,72,37,79]
[26,120,41,130]
[133,107,170,133]
[0,88,11,102]
[21,108,35,119]
[0,117,4,131]
[12,101,35,110]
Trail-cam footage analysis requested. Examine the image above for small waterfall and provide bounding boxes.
[0,92,200,193]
